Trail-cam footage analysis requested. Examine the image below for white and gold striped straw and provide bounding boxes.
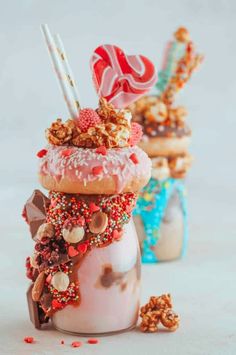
[54,34,81,112]
[40,24,80,119]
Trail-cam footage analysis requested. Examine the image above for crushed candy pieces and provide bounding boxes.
[71,341,82,348]
[96,145,107,155]
[23,337,99,347]
[139,294,180,333]
[61,148,73,157]
[92,166,103,175]
[24,337,35,344]
[87,338,99,344]
[129,153,139,164]
[37,149,48,158]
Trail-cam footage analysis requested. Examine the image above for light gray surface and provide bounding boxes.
[0,0,236,354]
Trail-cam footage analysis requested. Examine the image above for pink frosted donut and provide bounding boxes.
[38,145,151,194]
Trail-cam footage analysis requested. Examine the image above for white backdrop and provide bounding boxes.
[0,1,236,354]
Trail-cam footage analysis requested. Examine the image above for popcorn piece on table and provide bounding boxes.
[139,294,180,332]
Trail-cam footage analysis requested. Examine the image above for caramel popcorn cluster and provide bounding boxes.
[140,294,180,332]
[130,27,203,130]
[151,154,193,180]
[46,98,131,149]
[46,119,74,145]
[129,95,187,128]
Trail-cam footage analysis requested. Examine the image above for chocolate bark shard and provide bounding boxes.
[23,190,50,240]
[26,284,49,329]
[40,291,53,315]
[38,253,70,272]
[26,284,41,329]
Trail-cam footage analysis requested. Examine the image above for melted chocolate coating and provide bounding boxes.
[143,120,191,138]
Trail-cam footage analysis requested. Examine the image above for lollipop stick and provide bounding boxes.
[41,24,80,119]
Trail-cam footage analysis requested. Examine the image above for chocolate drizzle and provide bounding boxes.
[142,119,191,138]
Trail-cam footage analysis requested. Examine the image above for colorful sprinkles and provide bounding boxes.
[26,191,137,319]
[133,177,188,263]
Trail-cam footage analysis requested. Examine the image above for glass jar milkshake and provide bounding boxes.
[24,99,151,334]
[130,27,203,262]
[23,32,156,333]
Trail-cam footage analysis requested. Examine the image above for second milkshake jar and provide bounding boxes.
[131,27,203,262]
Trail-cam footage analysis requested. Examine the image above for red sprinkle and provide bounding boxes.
[129,153,139,164]
[88,338,99,344]
[24,337,34,344]
[92,166,103,175]
[61,340,65,345]
[68,246,79,257]
[37,149,47,158]
[77,243,88,254]
[89,202,100,213]
[61,149,73,157]
[71,341,82,348]
[95,145,107,155]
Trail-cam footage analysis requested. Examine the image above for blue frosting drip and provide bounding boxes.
[133,177,188,263]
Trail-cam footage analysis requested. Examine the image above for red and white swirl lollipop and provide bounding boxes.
[90,44,157,108]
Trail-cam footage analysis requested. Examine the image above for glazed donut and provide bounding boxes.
[138,136,191,157]
[38,145,151,194]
